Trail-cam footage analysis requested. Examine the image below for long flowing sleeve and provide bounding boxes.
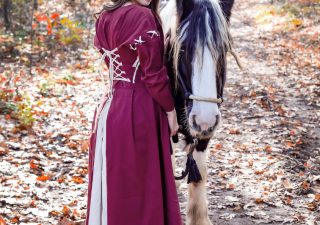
[128,8,175,112]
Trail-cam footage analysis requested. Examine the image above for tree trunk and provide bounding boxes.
[3,0,11,31]
[34,0,38,10]
[28,0,37,76]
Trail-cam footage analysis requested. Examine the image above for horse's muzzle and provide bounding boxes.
[190,114,221,139]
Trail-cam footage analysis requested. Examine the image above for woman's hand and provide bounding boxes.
[166,108,179,137]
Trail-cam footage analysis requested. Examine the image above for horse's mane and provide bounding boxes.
[172,0,231,78]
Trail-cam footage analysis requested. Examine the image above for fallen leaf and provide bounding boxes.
[49,210,60,217]
[264,145,272,153]
[254,170,266,175]
[10,217,19,224]
[283,179,293,189]
[306,202,317,211]
[248,158,254,167]
[30,200,36,208]
[57,177,65,183]
[255,198,264,204]
[226,183,236,190]
[228,129,241,135]
[291,18,303,27]
[0,147,8,156]
[301,180,310,190]
[218,171,228,178]
[72,176,84,184]
[315,194,320,201]
[283,196,292,205]
[30,159,39,169]
[0,215,6,225]
[37,174,51,182]
[62,205,71,216]
[215,143,223,150]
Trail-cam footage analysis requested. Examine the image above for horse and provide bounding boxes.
[160,0,235,224]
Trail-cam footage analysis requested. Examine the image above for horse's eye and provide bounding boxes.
[180,46,186,53]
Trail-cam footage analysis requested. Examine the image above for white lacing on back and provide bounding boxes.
[100,47,129,82]
[98,47,131,97]
[97,46,142,100]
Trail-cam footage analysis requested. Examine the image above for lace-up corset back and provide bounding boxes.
[98,45,142,95]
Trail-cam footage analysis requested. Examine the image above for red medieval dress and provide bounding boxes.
[85,4,183,225]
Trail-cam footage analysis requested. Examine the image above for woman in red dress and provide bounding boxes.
[85,0,183,225]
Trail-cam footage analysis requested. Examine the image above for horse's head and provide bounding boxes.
[161,0,232,140]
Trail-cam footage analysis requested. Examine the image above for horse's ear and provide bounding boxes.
[176,0,194,23]
[219,0,235,23]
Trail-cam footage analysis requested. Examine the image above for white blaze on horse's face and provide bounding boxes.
[189,45,221,138]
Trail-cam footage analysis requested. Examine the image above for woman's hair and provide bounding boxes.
[93,0,161,20]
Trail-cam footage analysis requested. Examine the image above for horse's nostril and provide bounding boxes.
[207,115,221,133]
[208,126,214,132]
[192,115,201,132]
[192,115,197,127]
[202,130,209,136]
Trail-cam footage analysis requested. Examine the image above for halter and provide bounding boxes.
[177,74,224,104]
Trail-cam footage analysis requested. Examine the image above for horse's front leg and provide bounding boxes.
[186,148,212,225]
[171,139,182,188]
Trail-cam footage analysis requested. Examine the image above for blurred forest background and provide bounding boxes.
[0,0,319,224]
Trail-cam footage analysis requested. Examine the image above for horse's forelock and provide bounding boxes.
[173,0,230,78]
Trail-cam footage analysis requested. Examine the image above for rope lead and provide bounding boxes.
[172,136,202,184]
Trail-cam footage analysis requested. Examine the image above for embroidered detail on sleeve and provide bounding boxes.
[146,30,160,39]
[130,30,160,51]
[134,36,145,45]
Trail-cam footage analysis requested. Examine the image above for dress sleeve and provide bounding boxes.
[129,10,175,112]
[93,17,104,55]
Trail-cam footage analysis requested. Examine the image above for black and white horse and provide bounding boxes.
[160,0,235,224]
